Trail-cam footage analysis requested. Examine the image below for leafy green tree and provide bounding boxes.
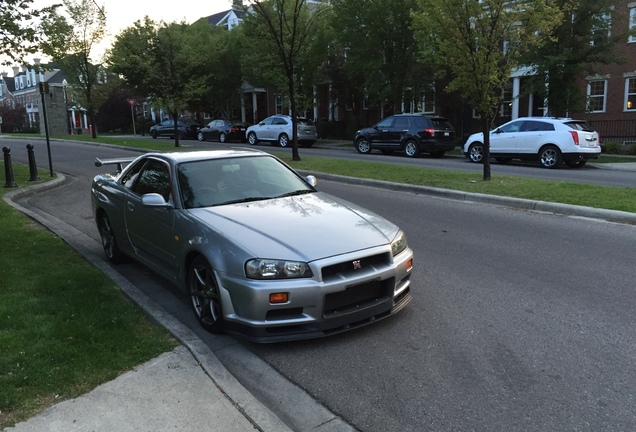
[40,0,108,139]
[329,0,425,117]
[525,0,631,116]
[243,0,327,161]
[108,19,215,147]
[414,0,560,180]
[0,0,58,64]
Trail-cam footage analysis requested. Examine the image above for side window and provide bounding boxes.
[161,120,172,127]
[499,121,522,133]
[393,117,410,129]
[520,121,553,132]
[274,117,288,125]
[260,118,273,125]
[213,120,222,127]
[120,160,145,190]
[132,159,171,201]
[376,117,394,128]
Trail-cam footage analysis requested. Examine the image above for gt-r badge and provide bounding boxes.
[352,260,362,270]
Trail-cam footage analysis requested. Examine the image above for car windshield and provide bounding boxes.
[177,155,315,209]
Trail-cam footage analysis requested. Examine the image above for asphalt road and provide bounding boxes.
[4,136,636,431]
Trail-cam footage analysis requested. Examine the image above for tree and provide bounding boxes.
[525,0,631,116]
[40,0,108,139]
[242,0,327,161]
[0,0,58,64]
[329,0,427,118]
[414,0,560,181]
[108,19,214,147]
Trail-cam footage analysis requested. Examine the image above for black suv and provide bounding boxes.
[149,119,201,140]
[354,114,456,158]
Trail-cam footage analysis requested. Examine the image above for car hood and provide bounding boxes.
[188,192,399,261]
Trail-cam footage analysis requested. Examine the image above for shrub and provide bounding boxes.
[602,141,621,154]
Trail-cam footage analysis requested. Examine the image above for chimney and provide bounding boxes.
[12,66,19,76]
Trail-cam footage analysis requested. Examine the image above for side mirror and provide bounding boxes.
[142,193,173,209]
[305,175,317,187]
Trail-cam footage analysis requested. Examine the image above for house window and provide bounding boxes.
[362,92,368,110]
[629,7,636,43]
[500,83,513,117]
[626,77,636,111]
[275,95,283,114]
[590,12,611,46]
[587,79,607,113]
[421,85,435,113]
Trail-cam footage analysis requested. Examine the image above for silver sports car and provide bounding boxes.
[91,149,413,342]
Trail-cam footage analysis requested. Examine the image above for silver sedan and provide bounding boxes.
[91,149,413,342]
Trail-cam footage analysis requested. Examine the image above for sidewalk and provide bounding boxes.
[6,346,262,432]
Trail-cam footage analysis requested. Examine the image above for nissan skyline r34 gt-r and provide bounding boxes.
[91,149,413,342]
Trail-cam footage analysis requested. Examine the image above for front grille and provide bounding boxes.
[321,253,390,280]
[323,279,392,317]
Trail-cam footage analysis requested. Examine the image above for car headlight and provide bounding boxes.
[245,259,313,279]
[391,230,408,256]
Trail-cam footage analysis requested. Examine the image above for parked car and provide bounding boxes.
[92,149,413,342]
[150,119,201,140]
[246,115,317,147]
[354,114,456,158]
[463,117,601,168]
[198,119,249,143]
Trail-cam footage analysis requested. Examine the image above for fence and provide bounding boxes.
[587,119,636,145]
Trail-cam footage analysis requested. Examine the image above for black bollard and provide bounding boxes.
[3,146,18,188]
[27,144,40,181]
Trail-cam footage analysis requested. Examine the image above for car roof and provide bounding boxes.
[142,149,269,164]
[514,116,586,123]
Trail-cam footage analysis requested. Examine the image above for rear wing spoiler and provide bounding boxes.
[94,157,135,173]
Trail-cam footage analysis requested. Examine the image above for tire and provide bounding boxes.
[247,132,258,145]
[565,159,587,168]
[278,133,289,147]
[188,256,224,334]
[539,145,562,169]
[430,150,445,158]
[468,143,484,163]
[355,137,372,154]
[404,140,419,158]
[98,213,125,264]
[219,132,227,143]
[197,131,204,141]
[496,157,512,164]
[151,130,157,139]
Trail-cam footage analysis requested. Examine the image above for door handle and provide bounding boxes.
[127,202,135,212]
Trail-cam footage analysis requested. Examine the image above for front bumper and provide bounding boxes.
[218,245,414,342]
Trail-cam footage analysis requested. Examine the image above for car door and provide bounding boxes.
[124,158,178,275]
[209,120,222,140]
[271,117,290,140]
[516,120,554,154]
[255,117,274,140]
[490,120,523,154]
[369,116,396,146]
[158,120,173,137]
[392,116,411,149]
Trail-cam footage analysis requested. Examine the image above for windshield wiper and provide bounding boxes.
[217,196,271,205]
[275,189,314,199]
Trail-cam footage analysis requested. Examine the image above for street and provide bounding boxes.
[5,136,636,431]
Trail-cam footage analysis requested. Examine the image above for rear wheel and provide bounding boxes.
[278,133,289,147]
[404,141,419,158]
[219,132,227,143]
[197,131,205,141]
[355,137,372,154]
[98,213,125,264]
[468,143,484,163]
[188,256,224,334]
[247,132,258,145]
[539,145,562,169]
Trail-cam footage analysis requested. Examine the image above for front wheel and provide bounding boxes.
[188,256,224,334]
[355,137,372,154]
[219,132,227,143]
[98,213,125,264]
[539,145,562,169]
[197,131,205,141]
[404,140,419,158]
[151,130,157,139]
[278,133,289,147]
[247,132,258,145]
[468,143,484,163]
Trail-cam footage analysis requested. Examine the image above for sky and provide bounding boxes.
[5,0,234,72]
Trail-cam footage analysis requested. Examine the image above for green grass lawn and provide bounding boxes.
[0,164,177,429]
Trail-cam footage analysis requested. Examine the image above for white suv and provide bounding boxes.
[463,117,600,168]
[246,115,318,147]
